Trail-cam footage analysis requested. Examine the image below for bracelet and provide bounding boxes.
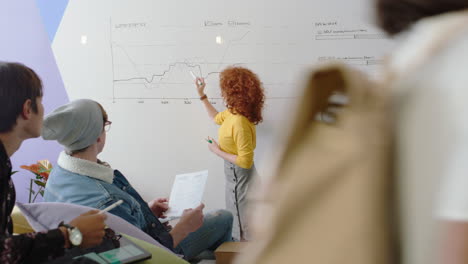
[200,94,208,101]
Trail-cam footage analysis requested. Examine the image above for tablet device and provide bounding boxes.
[70,233,152,264]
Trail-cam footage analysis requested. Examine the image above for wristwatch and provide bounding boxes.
[59,221,83,247]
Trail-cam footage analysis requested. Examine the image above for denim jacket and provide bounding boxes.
[44,152,174,251]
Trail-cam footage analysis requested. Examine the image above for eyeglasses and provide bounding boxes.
[104,121,112,132]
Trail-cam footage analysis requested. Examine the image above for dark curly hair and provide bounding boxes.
[220,67,265,124]
[376,0,468,35]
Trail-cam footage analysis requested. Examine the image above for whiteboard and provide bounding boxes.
[53,0,393,210]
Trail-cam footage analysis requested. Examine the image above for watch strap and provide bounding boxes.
[58,221,74,230]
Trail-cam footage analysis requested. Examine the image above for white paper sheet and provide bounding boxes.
[164,170,208,218]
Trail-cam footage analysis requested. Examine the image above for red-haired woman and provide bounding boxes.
[195,67,265,241]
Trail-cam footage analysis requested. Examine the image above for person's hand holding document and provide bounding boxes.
[159,170,208,223]
[168,203,205,247]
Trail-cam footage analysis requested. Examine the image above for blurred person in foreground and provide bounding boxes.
[376,1,468,263]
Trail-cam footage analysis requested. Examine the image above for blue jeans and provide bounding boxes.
[175,209,233,260]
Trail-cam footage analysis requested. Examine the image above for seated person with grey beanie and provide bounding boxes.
[42,99,233,260]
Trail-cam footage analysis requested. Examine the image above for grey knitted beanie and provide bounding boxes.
[42,99,104,151]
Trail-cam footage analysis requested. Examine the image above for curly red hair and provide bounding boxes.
[220,67,265,124]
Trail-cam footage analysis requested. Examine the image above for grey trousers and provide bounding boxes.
[224,160,257,241]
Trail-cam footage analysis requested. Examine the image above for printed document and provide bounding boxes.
[164,170,208,218]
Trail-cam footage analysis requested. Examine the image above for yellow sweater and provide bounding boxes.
[214,110,256,169]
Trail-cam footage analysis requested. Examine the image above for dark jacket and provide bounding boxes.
[0,140,66,263]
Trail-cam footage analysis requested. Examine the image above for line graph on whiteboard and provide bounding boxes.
[109,19,297,101]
